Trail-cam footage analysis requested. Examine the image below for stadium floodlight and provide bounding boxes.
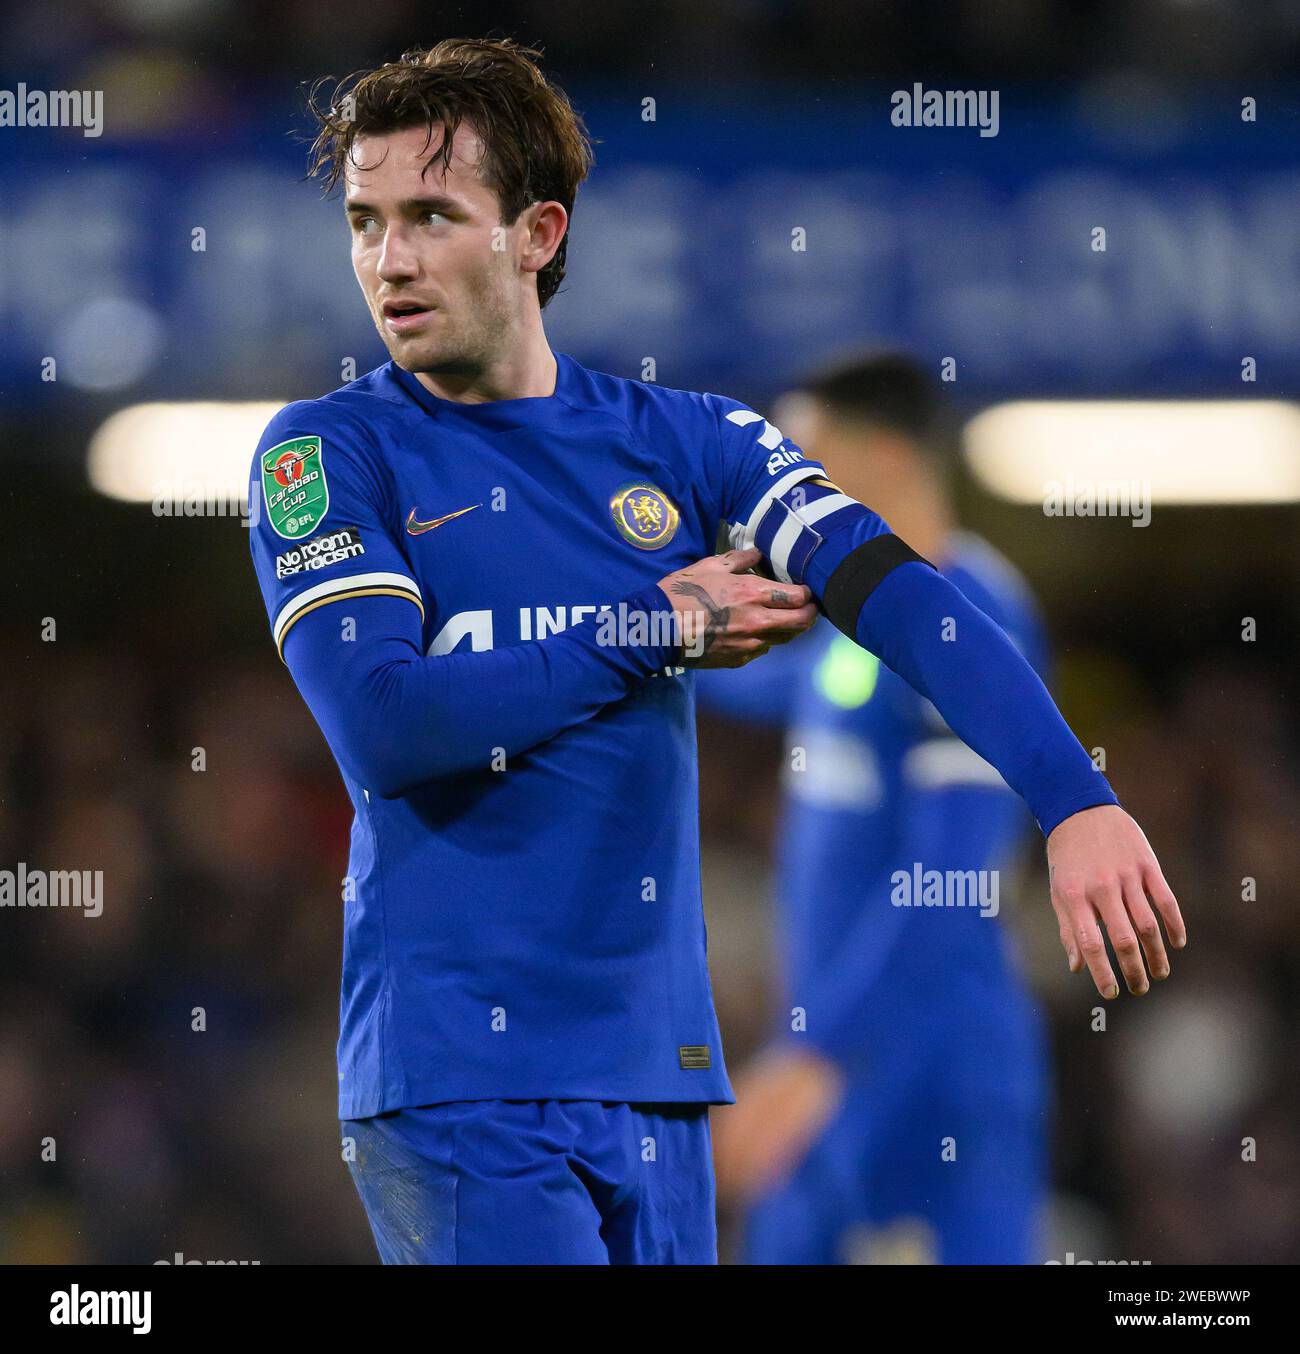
[964,401,1300,505]
[87,401,286,511]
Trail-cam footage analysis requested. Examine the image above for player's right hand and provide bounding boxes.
[657,548,818,667]
[713,1044,844,1205]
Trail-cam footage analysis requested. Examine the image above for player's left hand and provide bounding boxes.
[657,547,818,667]
[712,1044,844,1206]
[1046,803,1186,998]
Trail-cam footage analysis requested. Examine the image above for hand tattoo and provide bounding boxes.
[670,580,729,661]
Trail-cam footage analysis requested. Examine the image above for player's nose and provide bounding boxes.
[376,229,419,283]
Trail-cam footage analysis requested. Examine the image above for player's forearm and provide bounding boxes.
[801,521,1116,837]
[283,588,678,796]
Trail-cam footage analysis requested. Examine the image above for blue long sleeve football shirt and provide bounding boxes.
[248,354,1114,1115]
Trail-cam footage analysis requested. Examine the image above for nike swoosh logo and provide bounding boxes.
[405,504,480,535]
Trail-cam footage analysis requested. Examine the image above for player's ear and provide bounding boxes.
[517,200,568,277]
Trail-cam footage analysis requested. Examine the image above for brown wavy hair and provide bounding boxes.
[307,39,593,308]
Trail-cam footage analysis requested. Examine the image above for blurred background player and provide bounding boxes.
[700,352,1050,1264]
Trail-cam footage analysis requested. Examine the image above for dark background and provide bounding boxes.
[1,0,1298,1263]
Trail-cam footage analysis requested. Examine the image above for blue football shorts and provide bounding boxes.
[343,1099,716,1264]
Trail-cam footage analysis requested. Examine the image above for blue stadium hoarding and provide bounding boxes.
[1,84,1296,406]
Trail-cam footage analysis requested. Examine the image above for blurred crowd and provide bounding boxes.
[0,640,369,1262]
[1,594,1296,1262]
[3,0,1299,1270]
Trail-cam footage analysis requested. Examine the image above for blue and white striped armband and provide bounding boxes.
[728,472,865,584]
[729,472,935,636]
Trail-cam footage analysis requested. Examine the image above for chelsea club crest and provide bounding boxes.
[609,483,680,550]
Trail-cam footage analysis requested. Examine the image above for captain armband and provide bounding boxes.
[731,473,935,634]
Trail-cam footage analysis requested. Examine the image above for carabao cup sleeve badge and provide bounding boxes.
[261,436,330,540]
[609,483,680,550]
